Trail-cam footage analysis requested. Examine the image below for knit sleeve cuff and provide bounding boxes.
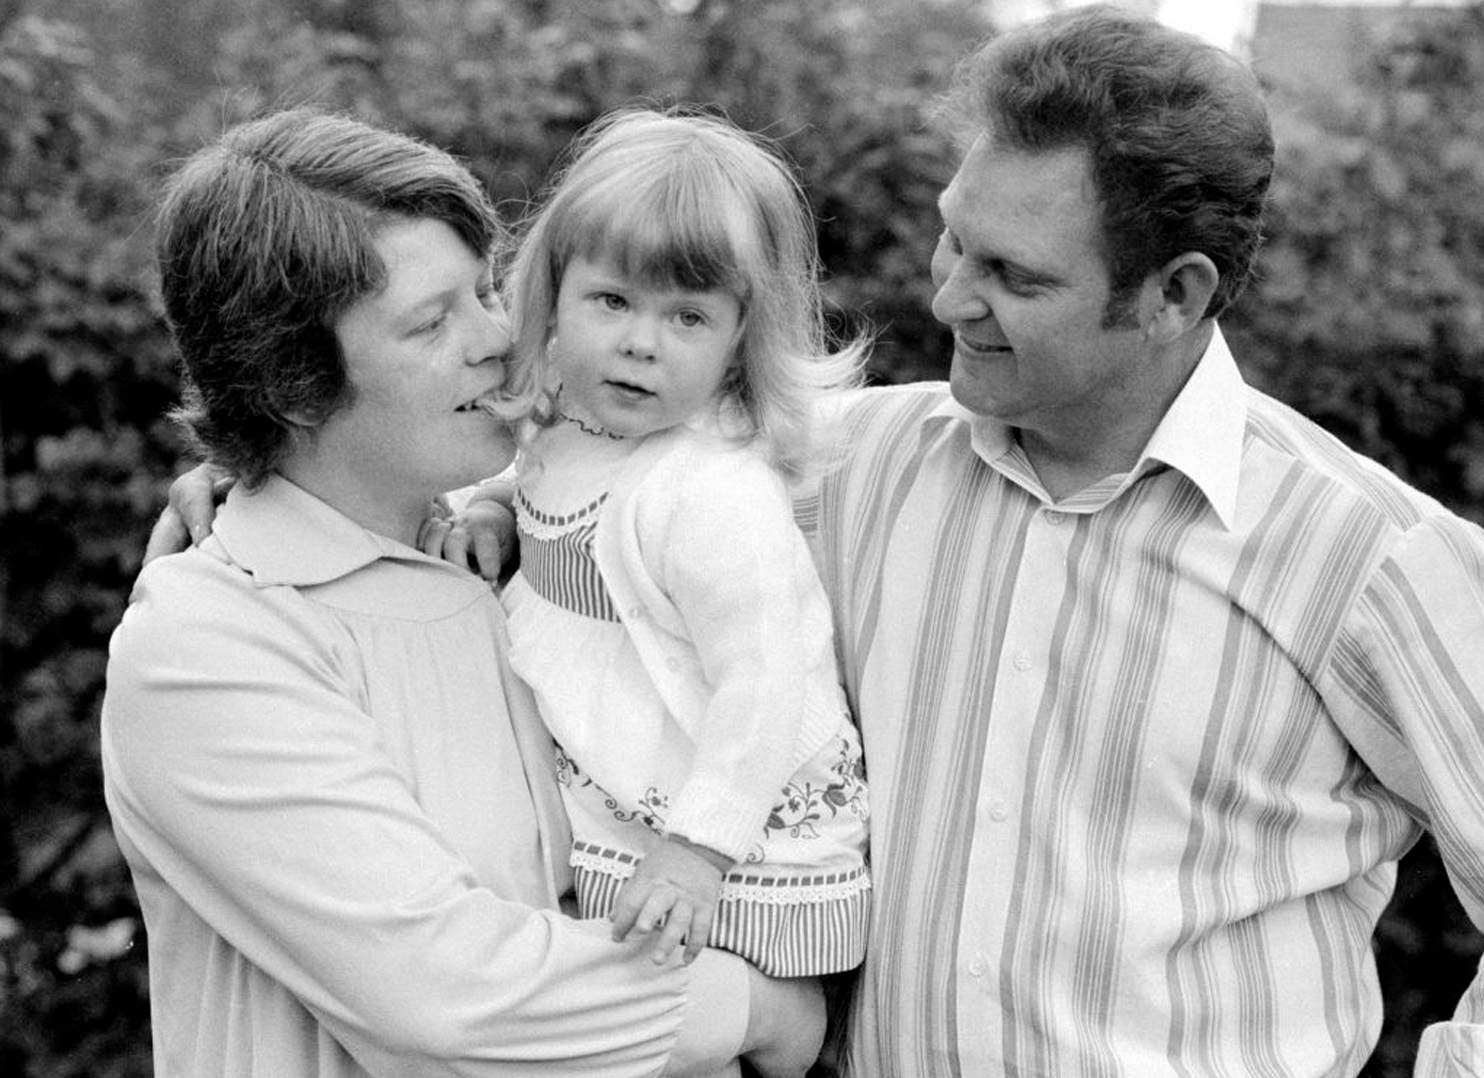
[665,776,770,864]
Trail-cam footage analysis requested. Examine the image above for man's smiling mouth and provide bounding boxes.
[958,336,1011,355]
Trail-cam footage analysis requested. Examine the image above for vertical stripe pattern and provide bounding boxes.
[514,490,621,622]
[796,381,1484,1078]
[570,842,870,978]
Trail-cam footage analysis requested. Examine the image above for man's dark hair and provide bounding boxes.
[936,4,1274,323]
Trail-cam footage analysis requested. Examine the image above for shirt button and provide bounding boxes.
[986,799,1009,822]
[968,954,988,977]
[666,657,681,671]
[628,606,645,619]
[1043,508,1066,525]
[1012,651,1032,671]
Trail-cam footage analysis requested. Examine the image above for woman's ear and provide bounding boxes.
[270,385,331,430]
[1144,252,1219,343]
[277,409,320,429]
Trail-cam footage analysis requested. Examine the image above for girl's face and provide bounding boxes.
[548,253,742,439]
[284,217,515,544]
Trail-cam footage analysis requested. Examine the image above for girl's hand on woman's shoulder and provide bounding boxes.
[417,477,518,581]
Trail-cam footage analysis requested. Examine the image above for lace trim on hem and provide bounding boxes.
[571,843,870,905]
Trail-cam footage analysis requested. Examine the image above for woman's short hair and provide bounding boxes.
[936,4,1274,323]
[157,107,502,485]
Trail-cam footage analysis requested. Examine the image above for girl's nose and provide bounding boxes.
[619,317,658,360]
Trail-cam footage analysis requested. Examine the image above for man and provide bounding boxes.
[800,5,1484,1076]
[152,7,1484,1076]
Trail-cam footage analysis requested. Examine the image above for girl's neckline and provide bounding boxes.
[556,411,626,440]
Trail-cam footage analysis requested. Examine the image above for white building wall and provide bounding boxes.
[986,0,1259,54]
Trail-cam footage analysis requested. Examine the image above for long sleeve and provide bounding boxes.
[814,374,1484,1076]
[102,539,747,1078]
[1324,513,1484,1077]
[629,445,846,860]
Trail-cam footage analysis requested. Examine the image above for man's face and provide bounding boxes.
[931,136,1160,451]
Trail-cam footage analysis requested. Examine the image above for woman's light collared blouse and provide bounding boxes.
[101,475,744,1078]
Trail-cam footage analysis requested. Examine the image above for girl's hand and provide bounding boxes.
[417,479,517,581]
[612,835,731,965]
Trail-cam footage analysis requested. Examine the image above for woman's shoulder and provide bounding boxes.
[111,542,330,670]
[127,543,256,619]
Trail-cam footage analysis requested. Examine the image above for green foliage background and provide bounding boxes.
[1,1,1482,1074]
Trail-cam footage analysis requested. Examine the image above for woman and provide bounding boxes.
[101,107,820,1078]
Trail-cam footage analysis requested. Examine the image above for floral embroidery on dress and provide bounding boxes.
[557,735,865,846]
[554,742,670,831]
[553,742,581,789]
[765,735,868,839]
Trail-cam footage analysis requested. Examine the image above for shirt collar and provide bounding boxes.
[920,326,1246,529]
[1137,326,1245,529]
[213,473,432,587]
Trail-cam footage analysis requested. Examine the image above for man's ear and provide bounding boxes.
[1145,252,1219,343]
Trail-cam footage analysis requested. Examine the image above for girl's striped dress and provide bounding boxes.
[501,425,869,978]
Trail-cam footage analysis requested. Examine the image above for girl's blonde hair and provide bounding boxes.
[504,105,868,477]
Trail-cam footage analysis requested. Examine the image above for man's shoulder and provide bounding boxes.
[804,383,962,510]
[1243,387,1454,530]
[847,380,953,410]
[837,381,954,439]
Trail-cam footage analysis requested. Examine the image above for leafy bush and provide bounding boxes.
[3,2,1482,1075]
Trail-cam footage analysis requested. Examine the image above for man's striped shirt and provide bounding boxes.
[799,332,1484,1077]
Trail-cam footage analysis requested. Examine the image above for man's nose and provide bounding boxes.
[930,263,990,327]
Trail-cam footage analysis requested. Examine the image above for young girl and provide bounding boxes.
[498,107,871,986]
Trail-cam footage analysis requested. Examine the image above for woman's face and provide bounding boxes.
[287,217,515,542]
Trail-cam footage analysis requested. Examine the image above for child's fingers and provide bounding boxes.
[609,879,651,941]
[418,515,452,559]
[468,523,507,580]
[442,526,473,572]
[649,898,693,965]
[634,889,678,936]
[681,901,715,965]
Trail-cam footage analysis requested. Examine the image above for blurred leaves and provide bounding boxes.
[1231,4,1484,519]
[4,1,1484,1074]
[0,1,981,1071]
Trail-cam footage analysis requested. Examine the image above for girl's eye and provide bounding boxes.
[599,292,627,311]
[418,312,448,335]
[676,309,706,328]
